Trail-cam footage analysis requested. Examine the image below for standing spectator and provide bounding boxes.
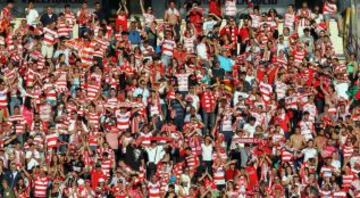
[201,86,216,135]
[94,1,106,22]
[3,162,21,189]
[77,2,92,37]
[115,0,129,32]
[25,2,39,26]
[140,0,156,28]
[209,0,222,17]
[40,6,57,27]
[224,0,237,19]
[323,0,343,35]
[0,2,13,33]
[164,1,181,39]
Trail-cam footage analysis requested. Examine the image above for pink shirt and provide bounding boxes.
[22,105,33,127]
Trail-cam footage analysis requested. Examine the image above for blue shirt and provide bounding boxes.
[128,30,141,45]
[217,55,234,72]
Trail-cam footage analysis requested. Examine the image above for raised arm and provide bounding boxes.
[122,0,129,15]
[139,0,146,15]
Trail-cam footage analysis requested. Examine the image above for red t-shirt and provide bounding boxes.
[238,26,250,42]
[91,169,106,189]
[115,14,128,32]
[245,166,259,190]
[209,1,221,17]
[189,8,203,24]
[225,168,236,180]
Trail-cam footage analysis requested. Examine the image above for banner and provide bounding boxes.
[233,138,261,144]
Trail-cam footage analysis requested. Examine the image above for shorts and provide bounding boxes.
[41,43,54,59]
[323,13,341,21]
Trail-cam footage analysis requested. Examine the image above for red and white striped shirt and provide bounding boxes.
[183,35,196,53]
[161,39,176,57]
[343,144,354,158]
[6,34,15,51]
[93,37,109,58]
[285,95,298,110]
[148,182,161,198]
[55,71,67,92]
[101,158,112,177]
[79,43,94,66]
[320,165,334,178]
[64,11,76,27]
[284,13,296,30]
[319,190,332,198]
[281,148,293,164]
[185,154,199,171]
[333,191,347,198]
[88,132,99,147]
[224,0,237,17]
[0,88,8,109]
[342,173,355,189]
[57,21,72,38]
[250,13,261,28]
[323,1,337,15]
[115,111,131,131]
[259,82,272,102]
[213,166,226,185]
[33,176,49,198]
[292,48,306,64]
[86,83,100,101]
[87,112,100,130]
[43,83,57,101]
[43,27,58,46]
[8,115,27,134]
[46,133,58,149]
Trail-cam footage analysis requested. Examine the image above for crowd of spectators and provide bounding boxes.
[0,0,358,197]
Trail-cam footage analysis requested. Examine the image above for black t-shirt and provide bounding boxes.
[212,67,225,80]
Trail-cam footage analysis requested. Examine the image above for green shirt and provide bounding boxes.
[347,85,359,99]
[2,189,15,198]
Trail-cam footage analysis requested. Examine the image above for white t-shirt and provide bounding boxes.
[143,13,155,27]
[26,8,39,26]
[201,143,213,161]
[145,145,165,164]
[243,123,256,138]
[196,43,208,60]
[301,148,318,162]
[334,81,349,100]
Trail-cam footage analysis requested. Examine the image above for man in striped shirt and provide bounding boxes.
[201,86,216,135]
[7,106,27,145]
[0,80,9,123]
[41,22,58,59]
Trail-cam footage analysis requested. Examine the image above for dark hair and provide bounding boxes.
[249,117,256,122]
[24,97,33,110]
